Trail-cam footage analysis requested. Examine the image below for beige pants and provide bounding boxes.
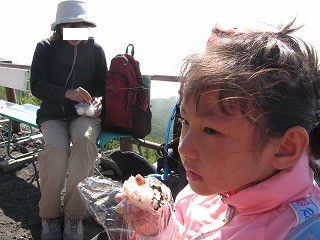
[38,116,101,219]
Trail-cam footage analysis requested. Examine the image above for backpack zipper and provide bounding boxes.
[110,71,130,89]
[108,71,133,111]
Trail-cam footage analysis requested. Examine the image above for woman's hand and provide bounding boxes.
[92,97,102,118]
[115,193,171,237]
[65,87,92,103]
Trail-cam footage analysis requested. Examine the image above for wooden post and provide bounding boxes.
[119,139,134,152]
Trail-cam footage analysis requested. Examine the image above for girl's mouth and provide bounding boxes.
[185,169,203,182]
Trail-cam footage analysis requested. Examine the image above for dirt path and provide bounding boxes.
[0,122,162,240]
[0,159,105,240]
[0,121,113,239]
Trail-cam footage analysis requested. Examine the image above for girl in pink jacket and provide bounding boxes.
[117,20,320,240]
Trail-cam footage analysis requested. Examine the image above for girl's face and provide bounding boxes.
[178,91,278,196]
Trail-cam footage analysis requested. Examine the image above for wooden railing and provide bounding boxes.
[0,61,180,151]
[0,62,31,70]
[0,62,180,82]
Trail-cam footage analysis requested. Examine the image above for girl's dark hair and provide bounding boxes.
[180,20,320,176]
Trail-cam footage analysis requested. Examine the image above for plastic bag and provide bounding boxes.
[74,102,96,116]
[75,97,102,116]
[78,176,174,240]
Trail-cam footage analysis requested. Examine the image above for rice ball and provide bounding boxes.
[85,106,95,116]
[122,174,165,211]
[76,108,85,115]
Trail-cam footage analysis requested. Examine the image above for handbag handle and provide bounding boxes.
[125,44,135,56]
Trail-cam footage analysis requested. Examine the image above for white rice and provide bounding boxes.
[123,176,162,210]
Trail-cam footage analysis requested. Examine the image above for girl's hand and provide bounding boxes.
[115,193,171,237]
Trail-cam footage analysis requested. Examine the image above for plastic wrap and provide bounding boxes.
[75,97,102,116]
[78,176,174,240]
[74,102,96,116]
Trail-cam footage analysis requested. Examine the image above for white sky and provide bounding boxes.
[1,0,319,99]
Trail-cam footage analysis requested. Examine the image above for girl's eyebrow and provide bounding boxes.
[199,108,226,122]
[181,105,226,122]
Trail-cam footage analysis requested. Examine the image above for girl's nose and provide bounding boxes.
[178,129,199,161]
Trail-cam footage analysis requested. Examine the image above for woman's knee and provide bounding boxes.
[38,148,69,173]
[73,135,96,147]
[71,136,98,159]
[44,140,70,154]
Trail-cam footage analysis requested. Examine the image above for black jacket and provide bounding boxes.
[30,38,107,126]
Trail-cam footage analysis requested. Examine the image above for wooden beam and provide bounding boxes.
[127,138,161,150]
[151,75,179,82]
[0,62,30,70]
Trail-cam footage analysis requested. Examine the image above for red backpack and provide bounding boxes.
[103,44,152,138]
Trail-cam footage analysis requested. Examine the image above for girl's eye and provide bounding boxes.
[180,117,189,126]
[204,127,218,135]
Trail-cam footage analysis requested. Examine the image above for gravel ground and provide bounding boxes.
[0,122,185,240]
[0,156,107,240]
[0,123,110,240]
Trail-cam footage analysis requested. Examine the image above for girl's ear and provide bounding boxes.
[271,126,309,170]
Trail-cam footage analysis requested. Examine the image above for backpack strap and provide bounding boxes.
[289,197,320,226]
[149,101,179,181]
[284,214,320,239]
[124,44,142,86]
[125,44,135,56]
[284,197,320,239]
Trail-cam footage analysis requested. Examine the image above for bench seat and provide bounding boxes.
[96,131,132,150]
[0,100,39,128]
[0,99,137,156]
[0,100,41,160]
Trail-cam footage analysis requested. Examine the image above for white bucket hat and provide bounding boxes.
[51,0,96,31]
